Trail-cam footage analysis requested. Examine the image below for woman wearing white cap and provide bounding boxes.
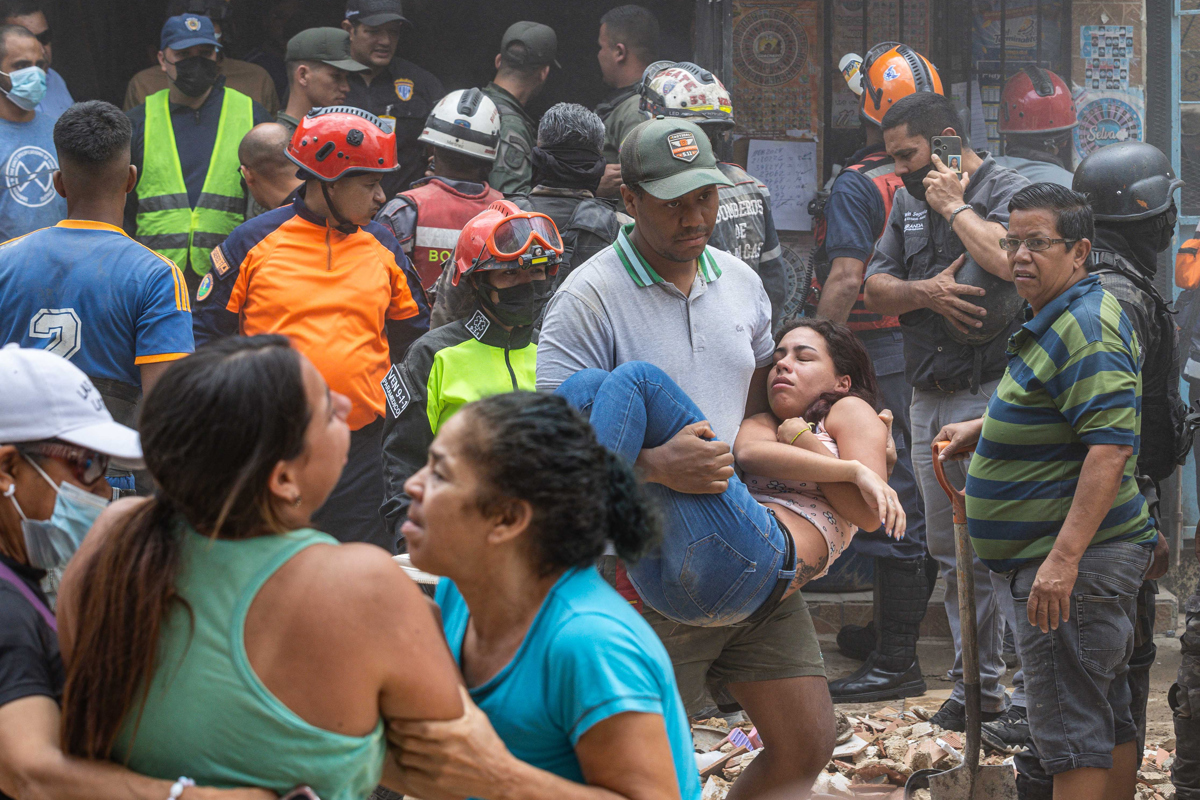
[0,344,271,800]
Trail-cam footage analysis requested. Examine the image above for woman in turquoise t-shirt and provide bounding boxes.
[391,391,702,800]
[55,335,464,799]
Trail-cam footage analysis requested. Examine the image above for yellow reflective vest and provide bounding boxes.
[135,86,253,275]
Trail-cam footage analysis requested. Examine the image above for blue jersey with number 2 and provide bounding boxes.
[0,220,194,388]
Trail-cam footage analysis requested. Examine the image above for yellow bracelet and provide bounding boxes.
[790,429,807,445]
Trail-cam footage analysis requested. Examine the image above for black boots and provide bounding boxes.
[829,556,931,703]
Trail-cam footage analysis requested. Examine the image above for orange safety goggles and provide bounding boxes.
[473,211,565,270]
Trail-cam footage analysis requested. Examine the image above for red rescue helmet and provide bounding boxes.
[286,106,399,182]
[451,200,563,286]
[860,42,943,126]
[999,66,1077,134]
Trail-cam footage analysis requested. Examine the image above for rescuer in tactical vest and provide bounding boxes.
[125,14,271,296]
[805,42,942,705]
[380,200,561,548]
[637,60,788,324]
[995,66,1077,186]
[376,88,504,293]
[429,102,628,328]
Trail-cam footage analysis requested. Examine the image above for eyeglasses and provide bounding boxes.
[999,237,1078,252]
[34,28,50,46]
[20,442,109,484]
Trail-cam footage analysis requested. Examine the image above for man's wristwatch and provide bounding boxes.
[948,203,973,228]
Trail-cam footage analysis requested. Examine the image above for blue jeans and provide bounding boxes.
[557,362,796,626]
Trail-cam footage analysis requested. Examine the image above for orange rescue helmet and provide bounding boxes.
[287,106,399,182]
[859,42,943,126]
[451,200,563,286]
[999,66,1077,135]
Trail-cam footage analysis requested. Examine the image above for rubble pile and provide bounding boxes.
[692,708,1181,800]
[1136,739,1179,800]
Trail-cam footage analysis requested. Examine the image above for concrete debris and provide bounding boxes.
[692,714,1181,798]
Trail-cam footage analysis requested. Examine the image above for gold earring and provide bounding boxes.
[292,495,302,507]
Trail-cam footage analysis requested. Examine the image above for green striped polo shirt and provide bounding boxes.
[965,275,1154,572]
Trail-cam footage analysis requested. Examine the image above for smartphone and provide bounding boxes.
[931,135,963,178]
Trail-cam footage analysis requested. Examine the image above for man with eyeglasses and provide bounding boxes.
[862,90,1029,735]
[936,182,1154,800]
[0,1,71,119]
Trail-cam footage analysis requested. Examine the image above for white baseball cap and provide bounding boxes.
[0,344,143,462]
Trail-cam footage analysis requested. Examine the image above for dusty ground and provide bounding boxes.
[820,626,1184,745]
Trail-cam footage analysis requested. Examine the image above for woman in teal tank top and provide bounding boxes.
[386,392,702,800]
[55,336,463,799]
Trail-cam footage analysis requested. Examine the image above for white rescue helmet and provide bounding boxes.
[418,88,501,163]
[638,61,735,131]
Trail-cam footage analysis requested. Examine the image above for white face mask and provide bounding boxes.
[4,456,109,569]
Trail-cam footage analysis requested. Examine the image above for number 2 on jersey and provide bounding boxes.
[29,308,82,359]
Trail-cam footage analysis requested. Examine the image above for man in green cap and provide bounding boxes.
[538,117,836,797]
[277,27,368,135]
[482,21,557,194]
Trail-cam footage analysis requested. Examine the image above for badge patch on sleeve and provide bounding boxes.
[394,78,414,101]
[210,246,231,276]
[381,365,411,417]
[464,310,491,341]
[667,131,699,162]
[196,272,213,302]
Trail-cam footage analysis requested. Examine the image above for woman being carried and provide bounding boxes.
[555,318,903,627]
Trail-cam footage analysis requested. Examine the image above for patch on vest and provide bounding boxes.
[381,365,411,418]
[210,246,231,276]
[667,131,699,162]
[465,310,491,341]
[196,272,213,302]
[394,78,414,102]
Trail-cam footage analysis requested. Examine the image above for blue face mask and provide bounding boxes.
[1,66,46,111]
[5,455,109,570]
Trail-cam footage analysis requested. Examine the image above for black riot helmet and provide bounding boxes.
[1073,142,1183,222]
[941,257,1026,347]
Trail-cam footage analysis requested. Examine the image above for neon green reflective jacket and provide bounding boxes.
[135,86,254,275]
[380,306,536,542]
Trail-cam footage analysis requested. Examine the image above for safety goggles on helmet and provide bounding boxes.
[486,212,563,260]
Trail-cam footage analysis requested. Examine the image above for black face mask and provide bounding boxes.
[1154,205,1179,253]
[171,56,219,97]
[900,162,934,203]
[476,279,552,329]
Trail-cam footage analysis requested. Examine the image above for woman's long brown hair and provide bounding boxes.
[775,318,880,424]
[61,336,310,758]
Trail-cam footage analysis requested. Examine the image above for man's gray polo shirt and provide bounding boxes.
[537,223,775,444]
[864,154,1029,391]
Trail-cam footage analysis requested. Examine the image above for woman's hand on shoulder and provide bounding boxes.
[776,416,811,446]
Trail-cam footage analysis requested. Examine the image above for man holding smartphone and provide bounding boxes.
[862,91,1028,733]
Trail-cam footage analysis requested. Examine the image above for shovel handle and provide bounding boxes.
[931,441,972,524]
[931,442,982,776]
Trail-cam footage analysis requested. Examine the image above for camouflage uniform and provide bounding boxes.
[482,82,537,195]
[1174,589,1200,799]
[596,86,648,165]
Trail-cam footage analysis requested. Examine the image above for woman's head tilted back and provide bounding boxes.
[768,319,879,423]
[402,392,659,580]
[63,336,351,758]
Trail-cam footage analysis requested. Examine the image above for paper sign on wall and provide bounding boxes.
[746,139,817,232]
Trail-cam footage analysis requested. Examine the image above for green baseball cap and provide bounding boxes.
[619,117,732,200]
[500,21,560,69]
[286,28,369,72]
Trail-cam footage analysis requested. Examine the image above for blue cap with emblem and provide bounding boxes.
[160,14,221,51]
